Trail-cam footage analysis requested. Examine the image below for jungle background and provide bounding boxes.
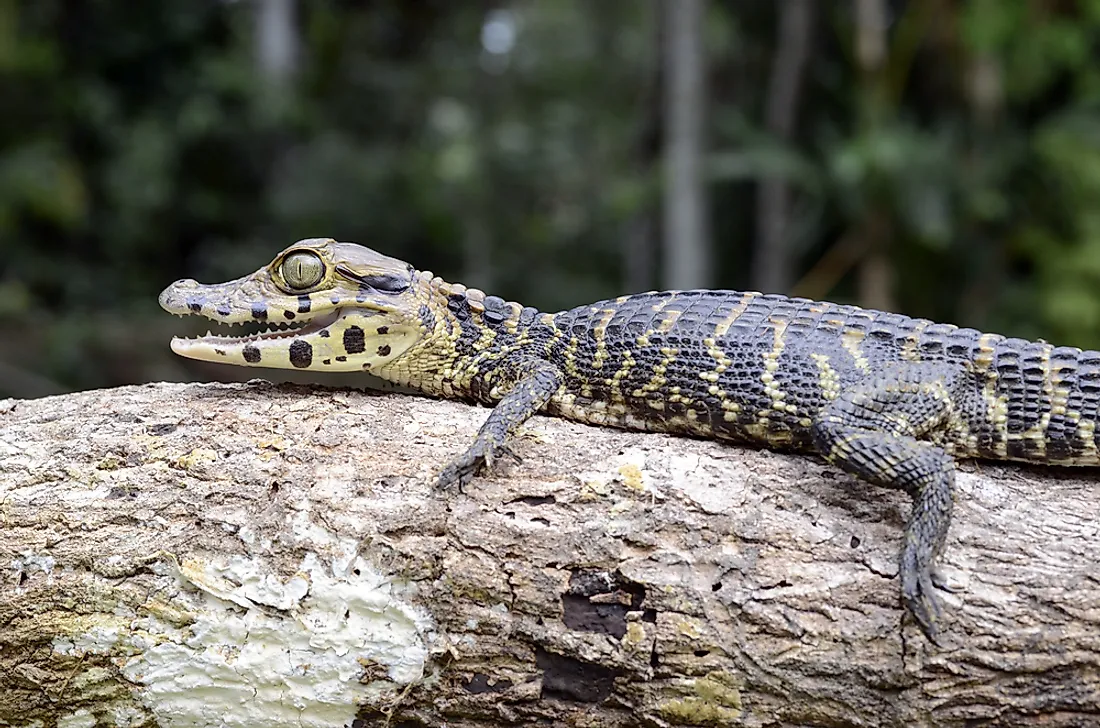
[2,0,1099,398]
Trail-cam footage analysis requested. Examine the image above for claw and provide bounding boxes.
[931,566,961,594]
[902,564,944,646]
[498,444,523,465]
[433,440,521,491]
[904,594,943,646]
[433,457,479,491]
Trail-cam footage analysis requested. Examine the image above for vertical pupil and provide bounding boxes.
[287,255,315,286]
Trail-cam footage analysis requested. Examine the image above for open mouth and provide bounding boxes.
[173,310,340,344]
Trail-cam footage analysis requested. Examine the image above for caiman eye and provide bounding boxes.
[281,251,325,289]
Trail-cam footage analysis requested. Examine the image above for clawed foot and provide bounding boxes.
[901,559,944,646]
[433,440,522,490]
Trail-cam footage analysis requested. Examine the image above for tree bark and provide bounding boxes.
[1,382,1099,727]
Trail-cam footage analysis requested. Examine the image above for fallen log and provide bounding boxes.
[0,381,1098,727]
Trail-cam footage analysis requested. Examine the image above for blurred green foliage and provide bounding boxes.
[1,0,1100,397]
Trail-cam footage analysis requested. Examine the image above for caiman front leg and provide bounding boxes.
[435,359,564,489]
[810,362,966,644]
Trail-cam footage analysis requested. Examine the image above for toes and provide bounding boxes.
[498,444,523,465]
[432,465,461,490]
[434,456,480,491]
[931,566,961,594]
[902,593,941,644]
[433,441,520,491]
[902,571,944,645]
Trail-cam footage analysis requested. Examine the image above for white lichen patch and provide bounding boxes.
[53,625,122,656]
[613,448,652,490]
[118,542,435,727]
[578,447,654,497]
[56,710,96,728]
[11,551,57,580]
[672,454,753,514]
[107,704,147,728]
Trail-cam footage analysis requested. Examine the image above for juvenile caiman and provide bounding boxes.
[159,237,1100,645]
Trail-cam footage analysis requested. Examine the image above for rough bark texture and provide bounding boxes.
[1,381,1099,728]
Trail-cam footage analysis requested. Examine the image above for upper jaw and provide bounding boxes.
[162,268,308,312]
[158,277,337,343]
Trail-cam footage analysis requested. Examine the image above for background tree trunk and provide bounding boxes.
[752,0,814,294]
[255,0,299,84]
[1,383,1098,727]
[662,0,710,290]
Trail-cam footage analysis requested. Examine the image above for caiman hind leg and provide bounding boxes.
[435,360,564,489]
[810,361,968,644]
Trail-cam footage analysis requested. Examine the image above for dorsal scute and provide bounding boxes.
[429,275,529,328]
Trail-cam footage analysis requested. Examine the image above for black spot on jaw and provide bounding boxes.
[322,358,331,365]
[335,355,347,362]
[376,326,389,335]
[289,339,313,368]
[216,304,231,318]
[283,310,296,320]
[344,326,365,354]
[214,348,227,356]
[187,300,203,313]
[319,330,330,338]
[251,303,268,320]
[243,345,262,363]
[377,344,391,357]
[297,295,311,314]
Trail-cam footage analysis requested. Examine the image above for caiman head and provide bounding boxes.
[159,239,430,372]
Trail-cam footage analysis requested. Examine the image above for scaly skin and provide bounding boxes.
[160,238,1100,645]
